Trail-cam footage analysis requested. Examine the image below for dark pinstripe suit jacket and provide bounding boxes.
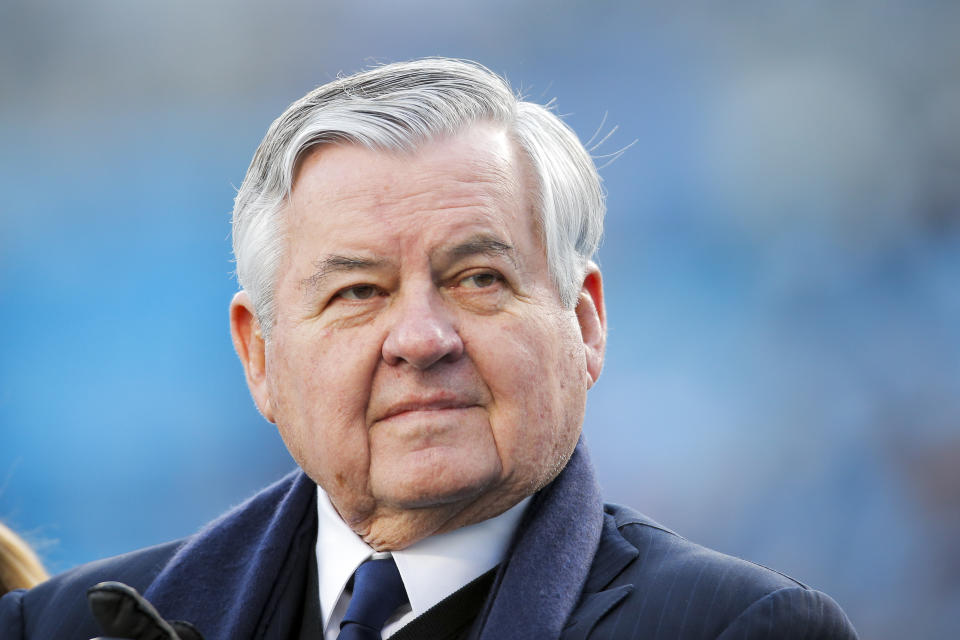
[0,441,857,639]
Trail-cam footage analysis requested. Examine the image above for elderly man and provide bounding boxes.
[0,58,857,639]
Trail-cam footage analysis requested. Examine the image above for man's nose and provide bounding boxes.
[381,288,464,369]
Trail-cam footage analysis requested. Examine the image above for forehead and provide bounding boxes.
[284,125,539,255]
[292,124,523,197]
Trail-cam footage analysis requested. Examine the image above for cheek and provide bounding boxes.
[482,314,587,478]
[266,326,382,488]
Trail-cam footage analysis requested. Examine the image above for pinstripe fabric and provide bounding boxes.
[560,507,858,639]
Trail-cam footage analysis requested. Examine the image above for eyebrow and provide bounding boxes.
[298,234,518,293]
[444,235,518,268]
[299,255,388,292]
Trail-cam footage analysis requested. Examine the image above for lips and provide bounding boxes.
[377,397,478,422]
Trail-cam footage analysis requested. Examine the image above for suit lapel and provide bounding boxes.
[560,587,633,640]
[473,439,605,640]
[581,511,639,593]
[559,512,639,639]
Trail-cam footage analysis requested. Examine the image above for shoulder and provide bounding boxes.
[0,539,185,639]
[607,502,807,594]
[0,469,310,639]
[576,503,858,639]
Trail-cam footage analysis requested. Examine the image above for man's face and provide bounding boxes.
[231,124,605,548]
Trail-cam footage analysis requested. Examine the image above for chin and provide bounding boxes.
[372,444,503,507]
[374,468,502,511]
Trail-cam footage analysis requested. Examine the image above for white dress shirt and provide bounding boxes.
[316,487,531,639]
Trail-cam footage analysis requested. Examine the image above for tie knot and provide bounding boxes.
[339,557,409,639]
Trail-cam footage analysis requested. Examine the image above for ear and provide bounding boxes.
[229,290,275,423]
[575,261,606,389]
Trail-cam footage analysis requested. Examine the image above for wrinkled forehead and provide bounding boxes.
[293,121,523,180]
[287,123,540,232]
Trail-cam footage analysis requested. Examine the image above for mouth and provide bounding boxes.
[378,398,479,422]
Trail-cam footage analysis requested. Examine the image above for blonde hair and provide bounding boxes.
[0,521,49,594]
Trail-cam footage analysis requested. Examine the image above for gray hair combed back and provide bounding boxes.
[232,57,605,337]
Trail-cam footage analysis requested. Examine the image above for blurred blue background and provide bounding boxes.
[1,1,958,636]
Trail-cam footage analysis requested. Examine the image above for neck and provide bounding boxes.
[335,489,535,551]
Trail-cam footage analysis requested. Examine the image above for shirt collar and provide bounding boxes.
[315,487,530,632]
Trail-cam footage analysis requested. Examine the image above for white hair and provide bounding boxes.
[232,57,605,337]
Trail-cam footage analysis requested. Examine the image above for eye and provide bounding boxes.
[460,272,501,289]
[337,284,380,300]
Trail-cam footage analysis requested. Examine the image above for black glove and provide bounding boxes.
[86,581,204,640]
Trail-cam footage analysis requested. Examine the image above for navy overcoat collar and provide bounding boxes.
[141,439,626,639]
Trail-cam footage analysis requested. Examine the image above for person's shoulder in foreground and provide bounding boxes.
[1,56,858,639]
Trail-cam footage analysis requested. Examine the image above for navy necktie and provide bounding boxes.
[338,556,409,640]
